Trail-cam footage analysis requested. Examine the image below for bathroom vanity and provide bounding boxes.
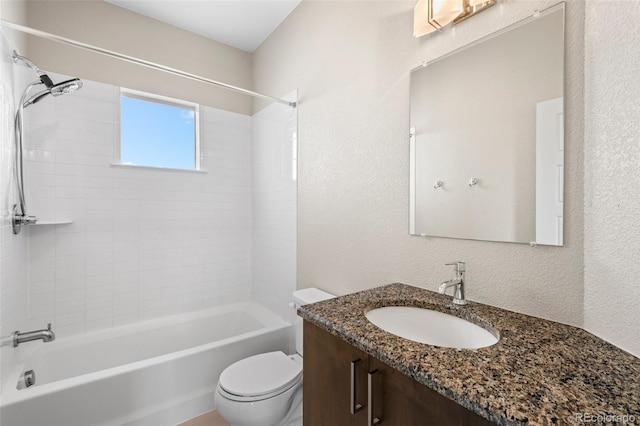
[299,284,640,425]
[304,320,492,425]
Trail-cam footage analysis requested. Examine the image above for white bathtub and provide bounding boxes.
[0,302,291,426]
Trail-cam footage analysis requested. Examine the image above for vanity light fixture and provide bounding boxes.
[414,0,497,37]
[414,0,461,36]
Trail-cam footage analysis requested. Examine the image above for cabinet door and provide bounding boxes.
[303,321,368,426]
[368,357,494,426]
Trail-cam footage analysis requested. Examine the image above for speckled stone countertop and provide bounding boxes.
[298,283,640,425]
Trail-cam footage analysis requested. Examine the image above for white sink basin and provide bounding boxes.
[365,306,498,349]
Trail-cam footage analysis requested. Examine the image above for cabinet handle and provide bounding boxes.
[368,369,382,425]
[350,359,363,414]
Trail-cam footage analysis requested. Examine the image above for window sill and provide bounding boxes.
[110,163,206,174]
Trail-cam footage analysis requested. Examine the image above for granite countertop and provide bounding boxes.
[297,283,640,425]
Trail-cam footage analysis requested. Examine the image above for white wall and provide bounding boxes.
[23,73,253,337]
[583,1,640,357]
[251,93,298,323]
[253,0,585,327]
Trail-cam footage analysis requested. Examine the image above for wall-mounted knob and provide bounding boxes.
[468,177,478,187]
[433,180,443,189]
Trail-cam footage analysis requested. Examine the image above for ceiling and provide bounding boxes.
[106,0,302,52]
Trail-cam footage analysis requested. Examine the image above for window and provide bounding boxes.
[119,89,199,171]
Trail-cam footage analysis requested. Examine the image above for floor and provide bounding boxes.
[178,410,229,426]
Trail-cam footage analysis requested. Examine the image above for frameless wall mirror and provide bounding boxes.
[409,3,565,246]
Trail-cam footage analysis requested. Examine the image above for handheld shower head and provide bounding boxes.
[22,78,83,108]
[22,89,49,108]
[51,78,83,96]
[12,51,84,234]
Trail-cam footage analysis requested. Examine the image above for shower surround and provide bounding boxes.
[8,69,297,345]
[22,73,254,337]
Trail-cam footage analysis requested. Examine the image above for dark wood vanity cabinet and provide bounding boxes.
[303,319,369,425]
[303,321,494,426]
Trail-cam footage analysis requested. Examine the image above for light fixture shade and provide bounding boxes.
[414,0,498,37]
[429,0,463,28]
[414,0,440,37]
[414,0,464,37]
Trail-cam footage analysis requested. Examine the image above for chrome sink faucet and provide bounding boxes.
[439,261,467,305]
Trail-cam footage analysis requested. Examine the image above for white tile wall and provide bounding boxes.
[251,93,298,323]
[24,74,254,337]
[0,30,30,394]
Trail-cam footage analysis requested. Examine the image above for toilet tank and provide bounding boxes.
[292,288,335,356]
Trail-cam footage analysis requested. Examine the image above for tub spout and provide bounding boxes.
[10,323,56,347]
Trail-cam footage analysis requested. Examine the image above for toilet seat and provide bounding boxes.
[218,351,302,402]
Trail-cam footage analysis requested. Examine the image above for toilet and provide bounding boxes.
[214,288,335,426]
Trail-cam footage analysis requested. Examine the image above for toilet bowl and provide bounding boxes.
[214,288,335,426]
[214,352,303,426]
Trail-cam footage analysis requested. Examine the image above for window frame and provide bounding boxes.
[117,88,201,172]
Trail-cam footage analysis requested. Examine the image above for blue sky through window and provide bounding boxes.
[120,95,196,170]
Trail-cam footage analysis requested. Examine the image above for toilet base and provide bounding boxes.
[274,388,302,426]
[228,391,301,426]
[215,380,302,426]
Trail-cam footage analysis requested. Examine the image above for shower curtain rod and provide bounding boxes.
[1,21,297,109]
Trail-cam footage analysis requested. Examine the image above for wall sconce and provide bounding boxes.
[414,0,497,37]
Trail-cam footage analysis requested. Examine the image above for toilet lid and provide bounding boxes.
[219,351,302,399]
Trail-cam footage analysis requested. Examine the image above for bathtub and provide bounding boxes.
[0,302,291,426]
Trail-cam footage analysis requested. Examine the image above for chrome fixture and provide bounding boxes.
[433,180,443,189]
[12,51,83,106]
[414,0,497,37]
[1,323,56,347]
[439,261,467,305]
[12,205,38,233]
[23,77,83,108]
[11,50,83,234]
[17,370,36,389]
[468,177,478,187]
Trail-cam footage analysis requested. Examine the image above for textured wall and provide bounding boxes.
[253,0,585,326]
[11,0,252,115]
[583,2,640,357]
